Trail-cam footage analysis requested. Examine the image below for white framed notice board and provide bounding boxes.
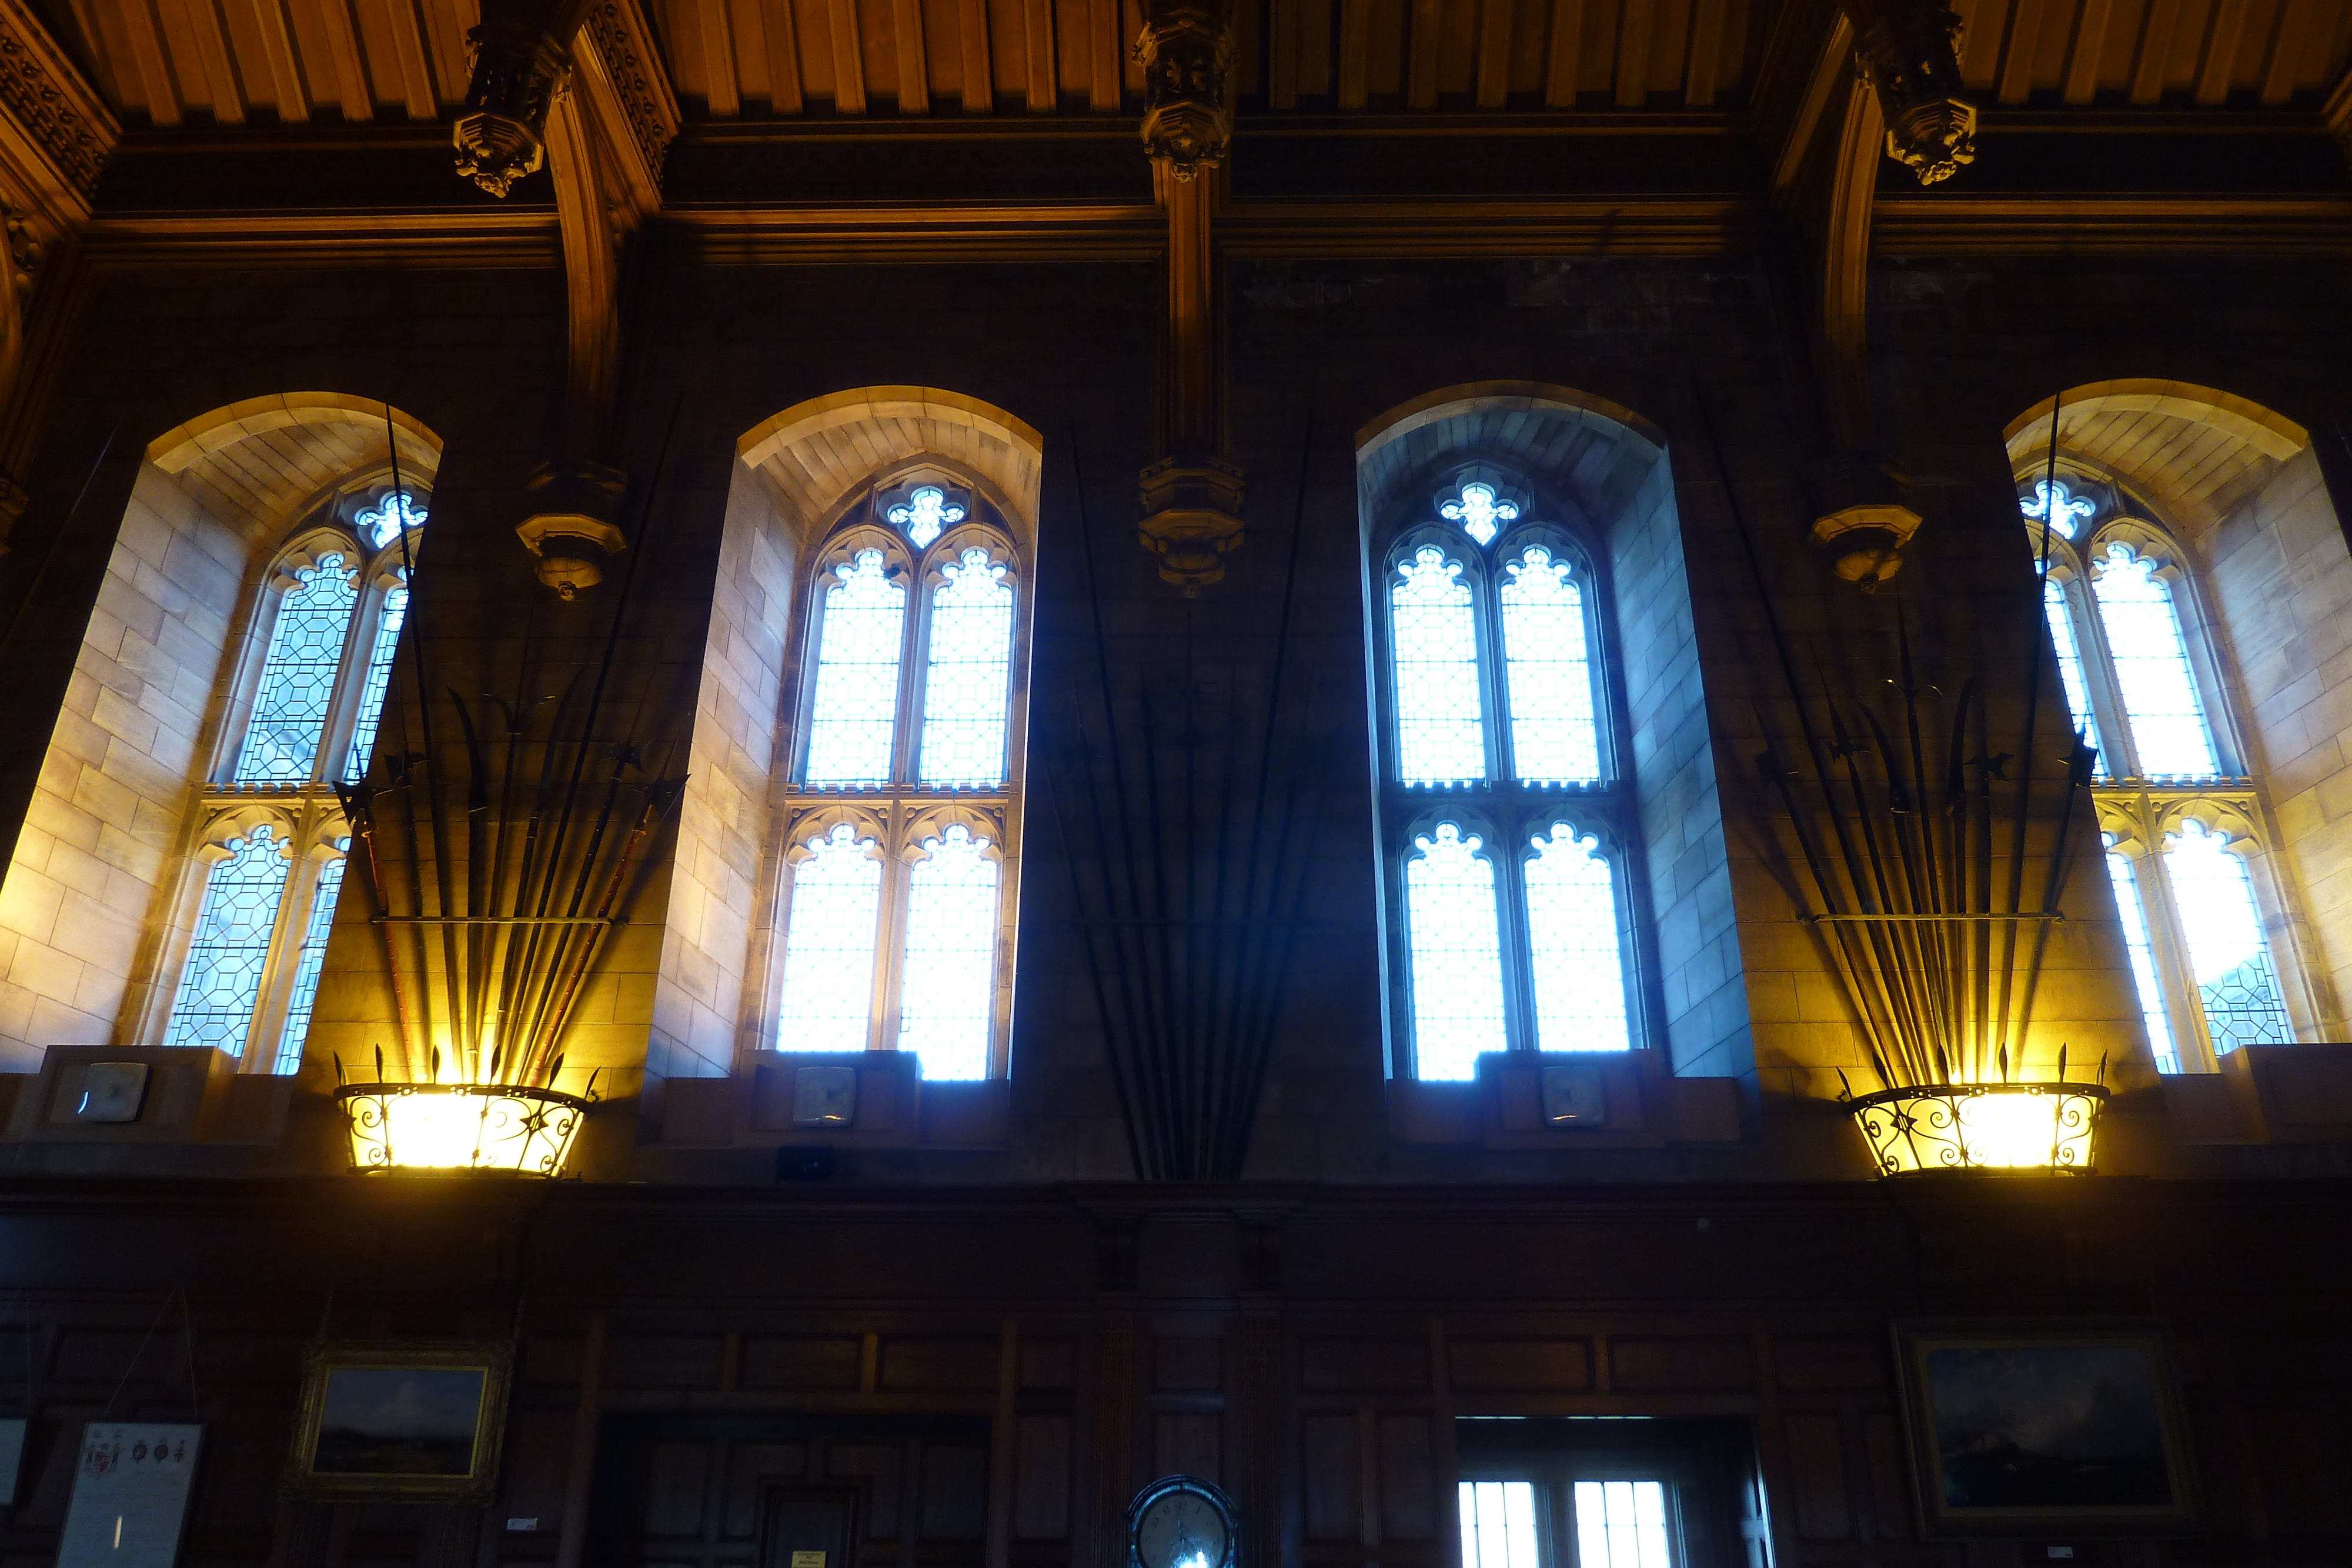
[57,1423,202,1568]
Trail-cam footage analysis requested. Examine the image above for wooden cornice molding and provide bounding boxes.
[78,209,562,268]
[1220,198,1753,256]
[1872,195,2352,254]
[0,0,119,229]
[666,202,1163,262]
[573,0,678,222]
[2326,67,2352,155]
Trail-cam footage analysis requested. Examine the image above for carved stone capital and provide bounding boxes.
[516,459,628,599]
[1134,5,1235,179]
[455,21,573,198]
[1138,454,1245,593]
[1847,1,1976,184]
[1809,451,1920,590]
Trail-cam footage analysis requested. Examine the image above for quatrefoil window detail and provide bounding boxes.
[355,490,427,550]
[888,486,967,549]
[2021,479,2096,539]
[1441,482,1519,547]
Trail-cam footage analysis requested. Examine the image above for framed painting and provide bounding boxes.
[1892,1322,2194,1536]
[286,1341,512,1503]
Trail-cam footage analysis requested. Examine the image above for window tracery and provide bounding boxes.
[156,486,423,1067]
[774,482,1026,1078]
[2022,476,2304,1070]
[1371,476,1641,1079]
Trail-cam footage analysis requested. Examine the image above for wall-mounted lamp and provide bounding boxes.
[1850,1082,2106,1175]
[336,1083,587,1175]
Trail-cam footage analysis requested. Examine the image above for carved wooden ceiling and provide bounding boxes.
[29,0,2352,129]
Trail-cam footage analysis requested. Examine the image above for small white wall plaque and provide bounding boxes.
[67,1063,150,1124]
[793,1066,857,1127]
[0,1417,25,1505]
[58,1423,202,1568]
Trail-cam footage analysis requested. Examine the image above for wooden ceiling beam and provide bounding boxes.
[1406,0,1439,107]
[1685,0,1723,105]
[2063,0,2114,103]
[1271,0,1298,108]
[2257,0,2314,105]
[896,0,933,109]
[2195,0,2248,104]
[308,0,380,123]
[1091,0,1123,108]
[2129,0,2179,102]
[832,0,869,112]
[1475,0,1512,107]
[1995,0,2037,104]
[219,0,312,121]
[763,0,806,111]
[1544,0,1583,105]
[150,0,246,122]
[1613,0,1653,106]
[1025,0,1058,109]
[1337,0,1369,107]
[961,0,994,110]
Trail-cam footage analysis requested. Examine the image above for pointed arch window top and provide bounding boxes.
[889,485,967,549]
[1442,482,1519,547]
[2021,479,2096,539]
[356,490,428,551]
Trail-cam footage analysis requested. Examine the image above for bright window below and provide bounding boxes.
[1458,1480,1676,1568]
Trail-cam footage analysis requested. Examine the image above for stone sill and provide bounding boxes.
[2164,1041,2352,1144]
[1387,1051,1745,1148]
[653,1051,1010,1151]
[0,1044,292,1145]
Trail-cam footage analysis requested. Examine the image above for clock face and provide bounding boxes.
[1133,1486,1231,1568]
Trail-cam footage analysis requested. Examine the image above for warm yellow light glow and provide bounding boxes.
[337,1084,586,1175]
[1850,1084,2104,1176]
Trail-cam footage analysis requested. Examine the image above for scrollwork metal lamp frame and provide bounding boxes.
[336,1082,588,1175]
[1849,1082,2107,1176]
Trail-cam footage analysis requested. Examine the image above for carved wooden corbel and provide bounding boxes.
[1134,0,1243,593]
[1838,0,1976,184]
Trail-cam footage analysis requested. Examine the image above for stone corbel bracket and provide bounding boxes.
[455,0,677,206]
[0,0,118,544]
[1840,0,1976,183]
[1134,0,1245,593]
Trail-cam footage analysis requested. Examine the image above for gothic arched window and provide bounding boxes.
[2024,476,2299,1069]
[773,483,1026,1081]
[159,487,425,1070]
[1371,480,1641,1079]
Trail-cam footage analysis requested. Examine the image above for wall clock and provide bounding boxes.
[1127,1475,1238,1568]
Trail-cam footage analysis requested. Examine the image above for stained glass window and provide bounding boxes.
[1391,547,1487,785]
[275,853,346,1074]
[2103,842,2177,1074]
[888,486,965,549]
[1524,825,1629,1051]
[1499,545,1601,784]
[2164,821,2291,1054]
[345,583,408,780]
[897,825,998,1080]
[1458,1483,1540,1568]
[919,548,1015,788]
[2091,545,2220,780]
[775,823,885,1054]
[803,549,908,787]
[1404,823,1508,1080]
[235,555,359,783]
[2022,479,2095,539]
[1442,482,1519,547]
[355,490,427,550]
[162,827,290,1052]
[1574,1481,1674,1568]
[2042,577,2107,780]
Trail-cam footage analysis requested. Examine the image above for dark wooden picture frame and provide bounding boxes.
[1893,1321,2194,1536]
[286,1340,512,1503]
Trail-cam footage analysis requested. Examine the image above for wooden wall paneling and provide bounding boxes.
[1779,1412,1852,1540]
[1023,0,1056,107]
[1240,1308,1285,1568]
[831,0,870,109]
[553,1314,606,1568]
[1377,1415,1436,1542]
[1093,1312,1137,1568]
[1859,1413,1913,1540]
[1301,1412,1359,1540]
[986,1318,1018,1568]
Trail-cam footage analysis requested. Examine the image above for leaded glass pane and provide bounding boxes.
[775,823,884,1052]
[235,554,360,783]
[344,583,408,780]
[1441,482,1518,547]
[354,490,427,551]
[275,853,346,1074]
[1575,1481,1673,1568]
[897,825,998,1080]
[2042,577,2107,780]
[2090,545,2220,780]
[1458,1482,1539,1568]
[887,486,965,549]
[162,826,290,1053]
[2103,844,2178,1075]
[1524,824,1630,1051]
[803,549,907,788]
[1390,546,1487,785]
[1404,823,1508,1079]
[1499,544,1602,784]
[2022,479,2095,539]
[918,547,1015,788]
[2164,820,2291,1054]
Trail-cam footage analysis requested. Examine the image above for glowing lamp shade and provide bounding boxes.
[1849,1083,2106,1176]
[337,1084,587,1175]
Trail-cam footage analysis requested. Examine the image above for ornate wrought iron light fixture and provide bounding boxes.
[1849,1082,2107,1175]
[336,1081,589,1175]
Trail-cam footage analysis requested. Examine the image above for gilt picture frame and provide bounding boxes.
[1893,1322,2194,1536]
[286,1340,512,1503]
